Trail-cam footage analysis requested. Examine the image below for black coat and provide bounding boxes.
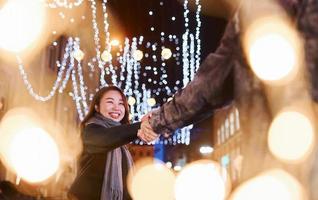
[69,122,140,200]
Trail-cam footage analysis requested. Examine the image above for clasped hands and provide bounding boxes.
[137,112,159,143]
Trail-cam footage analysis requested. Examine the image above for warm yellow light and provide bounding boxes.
[244,17,302,83]
[9,128,60,183]
[161,48,172,60]
[229,169,306,200]
[101,50,112,62]
[147,98,156,107]
[110,39,120,46]
[0,108,60,183]
[128,158,175,200]
[0,0,46,52]
[128,96,136,106]
[268,111,314,163]
[73,49,84,61]
[133,50,144,61]
[175,160,229,200]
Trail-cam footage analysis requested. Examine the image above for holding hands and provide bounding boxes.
[137,112,159,143]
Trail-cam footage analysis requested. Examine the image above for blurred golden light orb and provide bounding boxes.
[268,111,314,163]
[161,48,172,60]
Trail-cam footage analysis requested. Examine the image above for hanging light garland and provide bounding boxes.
[17,0,202,145]
[47,0,84,9]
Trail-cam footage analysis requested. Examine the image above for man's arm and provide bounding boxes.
[149,19,239,135]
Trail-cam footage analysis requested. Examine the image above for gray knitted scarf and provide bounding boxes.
[87,113,134,200]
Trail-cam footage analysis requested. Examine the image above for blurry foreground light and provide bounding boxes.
[175,160,229,200]
[0,0,46,52]
[161,48,172,60]
[133,49,144,61]
[268,111,314,163]
[229,169,306,200]
[128,158,175,200]
[147,98,156,107]
[9,128,60,183]
[101,50,112,62]
[243,17,302,83]
[73,49,84,61]
[128,96,136,106]
[199,146,214,154]
[0,108,60,183]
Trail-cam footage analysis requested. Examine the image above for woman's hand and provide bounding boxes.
[137,118,158,143]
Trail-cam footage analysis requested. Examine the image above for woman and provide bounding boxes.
[69,86,157,200]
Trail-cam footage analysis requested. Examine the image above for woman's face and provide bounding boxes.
[98,90,126,122]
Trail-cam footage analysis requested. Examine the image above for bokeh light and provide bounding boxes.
[0,0,46,52]
[0,108,60,183]
[175,160,229,200]
[110,39,120,46]
[147,98,156,107]
[268,111,314,163]
[101,50,112,62]
[243,17,302,83]
[229,169,306,200]
[73,49,84,61]
[9,127,60,183]
[161,48,172,60]
[199,146,214,154]
[128,96,136,106]
[128,158,176,200]
[133,49,144,61]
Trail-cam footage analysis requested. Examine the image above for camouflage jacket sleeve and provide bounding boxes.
[297,0,318,101]
[149,19,240,135]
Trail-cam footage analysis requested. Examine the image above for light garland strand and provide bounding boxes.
[189,33,195,80]
[47,0,84,9]
[195,0,202,72]
[89,0,106,86]
[17,38,74,101]
[182,0,190,86]
[73,38,88,113]
[19,0,204,145]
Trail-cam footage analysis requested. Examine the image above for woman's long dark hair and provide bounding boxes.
[80,86,130,129]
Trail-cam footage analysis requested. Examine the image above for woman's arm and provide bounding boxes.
[82,122,140,153]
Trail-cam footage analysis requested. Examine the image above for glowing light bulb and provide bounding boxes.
[101,50,112,62]
[73,49,84,61]
[147,98,156,107]
[110,39,120,46]
[133,49,143,61]
[161,48,172,60]
[128,96,136,106]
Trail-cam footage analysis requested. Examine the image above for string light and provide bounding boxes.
[47,0,84,9]
[195,0,202,71]
[17,0,203,145]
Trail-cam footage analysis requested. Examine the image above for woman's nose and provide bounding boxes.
[113,104,120,110]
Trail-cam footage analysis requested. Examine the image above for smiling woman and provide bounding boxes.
[69,85,158,200]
